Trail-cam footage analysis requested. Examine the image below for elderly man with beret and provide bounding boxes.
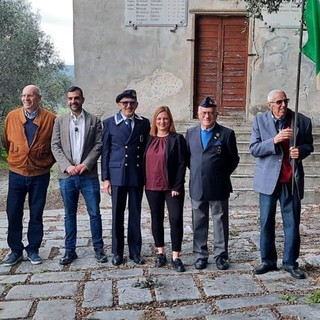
[101,89,150,266]
[186,96,239,270]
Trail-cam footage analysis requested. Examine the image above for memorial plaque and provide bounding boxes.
[125,0,188,27]
[260,0,301,28]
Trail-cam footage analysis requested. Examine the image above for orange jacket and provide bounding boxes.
[4,107,56,176]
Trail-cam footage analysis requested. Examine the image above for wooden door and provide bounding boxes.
[193,15,249,118]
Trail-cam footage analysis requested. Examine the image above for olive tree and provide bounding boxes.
[0,0,72,119]
[243,0,302,19]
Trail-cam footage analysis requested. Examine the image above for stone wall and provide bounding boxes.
[73,0,320,124]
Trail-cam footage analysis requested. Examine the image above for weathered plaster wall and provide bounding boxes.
[249,21,320,123]
[74,0,320,124]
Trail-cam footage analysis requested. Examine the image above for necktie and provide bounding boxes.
[126,118,132,132]
[276,118,286,132]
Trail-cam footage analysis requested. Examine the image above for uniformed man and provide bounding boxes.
[101,89,150,266]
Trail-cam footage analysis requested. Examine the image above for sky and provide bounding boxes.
[29,0,74,65]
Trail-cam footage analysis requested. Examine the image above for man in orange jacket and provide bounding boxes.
[2,84,56,267]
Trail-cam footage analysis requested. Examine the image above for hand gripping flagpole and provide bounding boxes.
[292,0,306,194]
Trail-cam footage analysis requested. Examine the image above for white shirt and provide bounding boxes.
[70,112,85,165]
[122,114,135,131]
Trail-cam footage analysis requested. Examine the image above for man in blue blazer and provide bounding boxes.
[101,89,150,266]
[250,89,313,279]
[51,86,108,265]
[186,97,239,270]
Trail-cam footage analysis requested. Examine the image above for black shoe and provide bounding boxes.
[155,254,167,267]
[284,266,306,279]
[195,258,208,270]
[130,255,145,265]
[253,264,278,275]
[216,256,229,270]
[59,250,78,265]
[95,248,108,263]
[171,258,185,272]
[27,252,43,265]
[112,255,123,266]
[3,252,23,267]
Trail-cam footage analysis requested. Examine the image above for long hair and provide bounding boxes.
[150,106,176,137]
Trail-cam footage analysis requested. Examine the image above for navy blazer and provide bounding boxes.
[186,123,239,201]
[101,112,150,187]
[250,108,313,199]
[144,133,187,193]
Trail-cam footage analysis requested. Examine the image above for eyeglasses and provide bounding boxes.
[21,94,39,98]
[120,100,137,107]
[270,99,290,106]
[198,111,218,117]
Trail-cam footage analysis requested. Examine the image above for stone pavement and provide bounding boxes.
[1,195,320,320]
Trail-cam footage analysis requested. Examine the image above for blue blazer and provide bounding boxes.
[101,112,150,187]
[249,108,313,199]
[186,123,239,201]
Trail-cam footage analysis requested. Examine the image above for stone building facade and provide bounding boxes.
[73,0,319,124]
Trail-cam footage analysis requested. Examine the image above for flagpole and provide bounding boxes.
[292,0,306,193]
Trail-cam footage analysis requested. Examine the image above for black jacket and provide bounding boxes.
[144,133,187,193]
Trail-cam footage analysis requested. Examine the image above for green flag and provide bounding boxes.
[302,0,320,75]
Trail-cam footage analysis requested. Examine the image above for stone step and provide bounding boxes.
[231,174,320,189]
[228,188,320,206]
[238,151,320,164]
[234,163,320,175]
[177,123,320,152]
[234,130,320,140]
[236,140,320,152]
[176,121,320,205]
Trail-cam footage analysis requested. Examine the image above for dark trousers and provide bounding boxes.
[259,183,301,268]
[145,190,184,252]
[6,171,50,254]
[111,185,143,258]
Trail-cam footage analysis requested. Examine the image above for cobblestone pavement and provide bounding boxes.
[1,193,320,320]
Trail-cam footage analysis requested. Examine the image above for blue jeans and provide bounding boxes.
[59,176,104,251]
[7,171,50,254]
[259,183,301,268]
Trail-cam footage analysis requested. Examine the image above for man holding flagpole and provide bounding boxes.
[250,89,313,279]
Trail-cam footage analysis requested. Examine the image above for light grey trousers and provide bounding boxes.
[191,198,229,260]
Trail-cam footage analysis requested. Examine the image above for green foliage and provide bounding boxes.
[280,294,297,303]
[0,148,8,170]
[307,290,320,304]
[0,0,72,125]
[132,278,163,289]
[243,0,303,20]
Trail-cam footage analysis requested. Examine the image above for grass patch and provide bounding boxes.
[307,290,320,304]
[280,294,297,303]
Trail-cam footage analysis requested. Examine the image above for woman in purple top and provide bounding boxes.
[144,106,187,272]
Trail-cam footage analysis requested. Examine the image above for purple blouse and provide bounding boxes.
[145,136,169,191]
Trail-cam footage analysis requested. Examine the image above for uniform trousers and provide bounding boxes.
[111,185,143,258]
